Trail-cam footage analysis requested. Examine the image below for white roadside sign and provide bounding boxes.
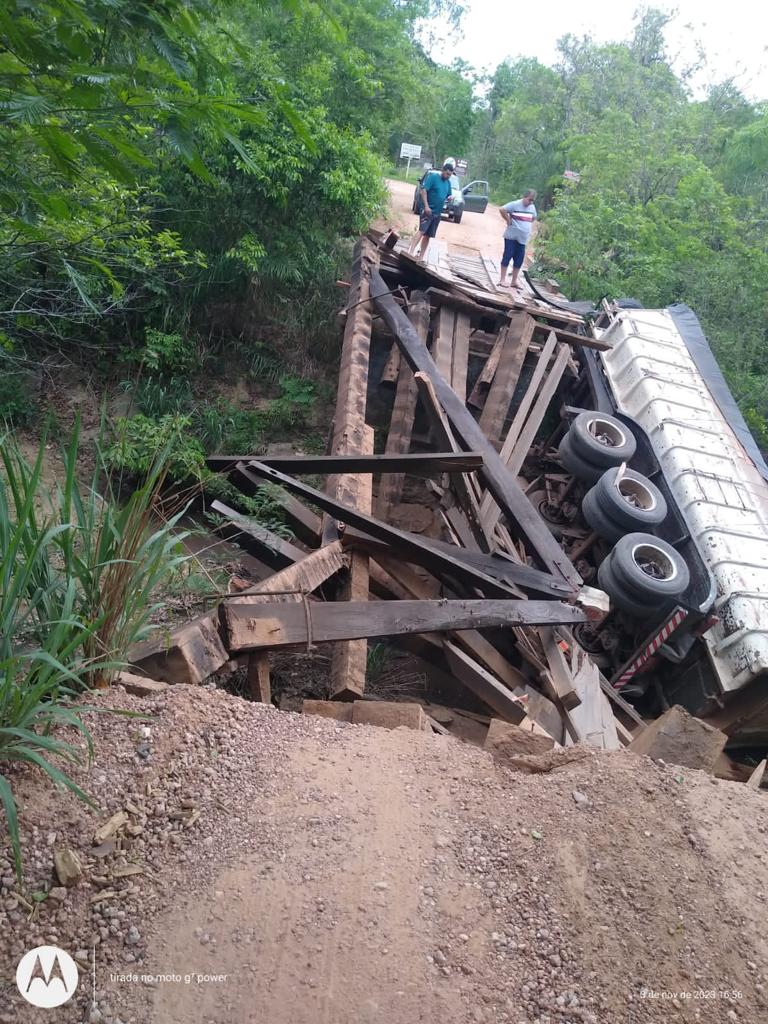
[400,142,422,160]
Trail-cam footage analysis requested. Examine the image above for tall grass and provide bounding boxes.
[0,425,190,879]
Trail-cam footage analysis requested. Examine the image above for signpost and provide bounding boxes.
[399,142,422,180]
[455,158,468,177]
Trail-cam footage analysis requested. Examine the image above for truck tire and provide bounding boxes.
[453,208,463,224]
[595,468,667,531]
[557,432,604,484]
[568,412,637,468]
[610,533,690,600]
[581,486,625,543]
[597,557,659,619]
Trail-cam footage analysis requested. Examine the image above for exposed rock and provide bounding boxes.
[54,847,83,887]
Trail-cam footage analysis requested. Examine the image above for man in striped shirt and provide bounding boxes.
[498,189,537,290]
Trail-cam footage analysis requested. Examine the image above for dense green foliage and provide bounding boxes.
[472,10,768,442]
[0,0,466,377]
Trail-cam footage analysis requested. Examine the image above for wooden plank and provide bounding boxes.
[533,322,610,352]
[247,652,271,703]
[478,316,534,443]
[340,527,572,601]
[452,312,470,401]
[225,541,348,604]
[504,342,571,477]
[566,647,620,750]
[390,531,572,599]
[208,452,485,475]
[540,628,582,710]
[480,340,571,531]
[327,238,377,700]
[467,329,506,408]
[370,268,581,589]
[497,331,558,468]
[223,599,587,652]
[376,291,429,519]
[412,371,491,552]
[451,630,529,692]
[432,305,455,384]
[424,285,508,321]
[443,640,527,724]
[243,462,532,599]
[210,499,307,570]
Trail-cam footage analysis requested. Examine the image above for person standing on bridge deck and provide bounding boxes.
[498,189,537,290]
[408,160,455,261]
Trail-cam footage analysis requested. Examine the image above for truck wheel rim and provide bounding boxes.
[630,542,676,581]
[587,417,625,448]
[618,477,656,511]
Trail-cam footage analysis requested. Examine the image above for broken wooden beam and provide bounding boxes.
[443,640,527,724]
[376,290,429,519]
[207,452,485,475]
[128,611,229,685]
[540,628,582,710]
[225,541,349,604]
[247,651,271,703]
[241,461,528,598]
[222,598,587,652]
[369,268,580,588]
[210,499,307,571]
[532,322,610,352]
[478,315,534,444]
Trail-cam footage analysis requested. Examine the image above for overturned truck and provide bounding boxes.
[189,232,768,756]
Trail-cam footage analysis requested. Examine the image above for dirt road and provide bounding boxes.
[3,685,768,1024]
[385,178,507,262]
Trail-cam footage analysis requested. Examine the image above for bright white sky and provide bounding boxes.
[429,1,768,102]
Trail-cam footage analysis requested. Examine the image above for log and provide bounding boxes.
[369,268,580,588]
[223,599,587,652]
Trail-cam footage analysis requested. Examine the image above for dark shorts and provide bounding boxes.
[418,212,442,238]
[502,237,526,268]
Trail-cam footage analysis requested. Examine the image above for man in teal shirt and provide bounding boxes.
[408,160,455,261]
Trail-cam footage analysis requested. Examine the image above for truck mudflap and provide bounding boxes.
[611,606,689,689]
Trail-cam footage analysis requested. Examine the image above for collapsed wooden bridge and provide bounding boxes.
[131,232,647,751]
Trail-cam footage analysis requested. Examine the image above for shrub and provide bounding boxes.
[104,414,206,479]
[0,369,35,427]
[0,426,190,878]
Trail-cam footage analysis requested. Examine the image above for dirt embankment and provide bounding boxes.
[1,684,767,1024]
